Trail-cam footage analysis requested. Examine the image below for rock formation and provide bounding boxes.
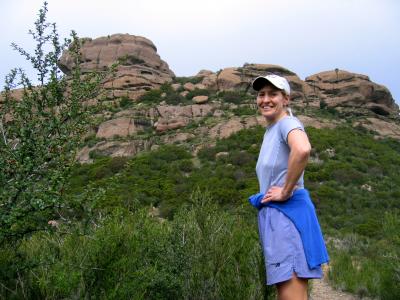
[305,70,398,116]
[193,64,398,116]
[4,33,399,163]
[58,34,175,101]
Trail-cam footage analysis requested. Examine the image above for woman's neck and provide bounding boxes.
[266,110,289,126]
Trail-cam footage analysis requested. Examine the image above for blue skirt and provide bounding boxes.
[258,207,323,285]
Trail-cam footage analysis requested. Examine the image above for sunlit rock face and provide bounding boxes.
[305,70,398,116]
[59,34,175,101]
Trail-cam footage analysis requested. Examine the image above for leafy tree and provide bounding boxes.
[0,2,107,245]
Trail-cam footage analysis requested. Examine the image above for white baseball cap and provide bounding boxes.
[252,74,291,95]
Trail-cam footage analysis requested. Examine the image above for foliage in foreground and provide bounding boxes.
[0,2,105,245]
[328,211,400,300]
[0,191,271,300]
[1,122,399,299]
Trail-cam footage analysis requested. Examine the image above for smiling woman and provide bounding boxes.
[250,74,329,299]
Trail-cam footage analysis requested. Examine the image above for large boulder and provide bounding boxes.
[209,115,265,139]
[305,70,399,116]
[198,64,306,101]
[192,95,209,104]
[354,117,400,139]
[96,117,139,139]
[153,104,213,132]
[154,104,213,119]
[59,34,175,101]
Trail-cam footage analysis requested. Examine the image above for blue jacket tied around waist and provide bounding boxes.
[249,189,329,269]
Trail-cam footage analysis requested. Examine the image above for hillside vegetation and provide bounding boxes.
[1,122,399,299]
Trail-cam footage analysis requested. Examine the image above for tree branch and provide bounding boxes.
[0,118,7,145]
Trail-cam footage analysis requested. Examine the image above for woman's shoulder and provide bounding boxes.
[278,116,305,142]
[278,116,304,129]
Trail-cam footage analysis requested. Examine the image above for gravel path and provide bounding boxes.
[309,265,359,300]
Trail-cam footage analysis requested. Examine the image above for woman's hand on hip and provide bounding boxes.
[261,186,291,203]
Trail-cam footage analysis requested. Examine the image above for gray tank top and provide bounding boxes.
[256,116,305,194]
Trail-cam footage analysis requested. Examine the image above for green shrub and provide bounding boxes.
[170,190,271,299]
[119,96,132,108]
[186,88,210,99]
[117,54,145,65]
[0,1,107,245]
[174,76,203,85]
[177,159,194,172]
[220,91,247,104]
[139,89,162,103]
[233,105,255,116]
[2,192,275,299]
[139,84,188,105]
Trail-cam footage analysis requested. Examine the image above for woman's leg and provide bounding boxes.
[276,273,308,300]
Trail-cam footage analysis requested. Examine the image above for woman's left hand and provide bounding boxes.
[261,186,291,203]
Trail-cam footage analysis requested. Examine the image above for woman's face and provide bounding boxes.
[256,84,289,123]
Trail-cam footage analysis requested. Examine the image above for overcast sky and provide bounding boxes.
[1,0,399,104]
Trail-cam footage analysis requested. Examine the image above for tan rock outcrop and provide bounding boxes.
[96,117,138,138]
[297,115,340,129]
[209,115,265,139]
[183,82,196,91]
[200,72,218,90]
[162,132,195,144]
[198,64,306,101]
[153,104,214,132]
[75,141,137,163]
[59,34,175,101]
[180,91,189,97]
[155,118,189,132]
[305,70,398,116]
[0,88,24,104]
[192,95,209,104]
[171,83,181,91]
[194,83,207,90]
[354,117,400,139]
[217,68,243,91]
[196,70,214,77]
[155,104,213,119]
[76,139,155,163]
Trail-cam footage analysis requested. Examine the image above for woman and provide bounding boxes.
[249,74,329,300]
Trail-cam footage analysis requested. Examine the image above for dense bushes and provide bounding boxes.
[0,2,106,246]
[219,91,249,104]
[329,211,400,299]
[1,115,400,298]
[0,192,271,299]
[139,84,187,105]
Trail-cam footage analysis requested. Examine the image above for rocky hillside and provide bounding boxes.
[3,34,400,163]
[55,34,398,163]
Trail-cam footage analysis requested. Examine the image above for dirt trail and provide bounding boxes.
[309,265,359,300]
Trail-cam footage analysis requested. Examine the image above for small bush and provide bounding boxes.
[117,54,145,65]
[139,89,162,103]
[119,96,132,108]
[186,88,210,99]
[233,105,255,116]
[174,76,203,85]
[220,91,247,104]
